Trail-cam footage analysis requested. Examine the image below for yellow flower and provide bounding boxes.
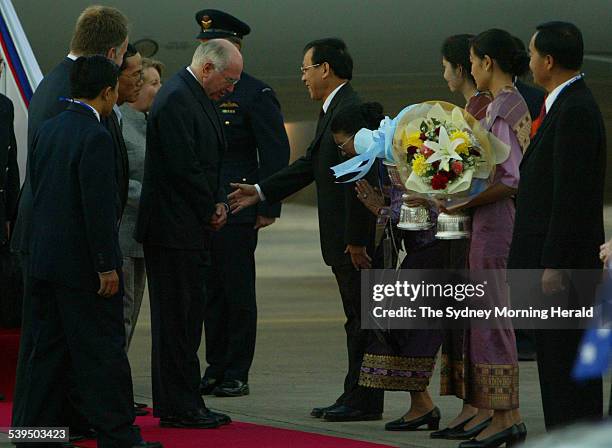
[450,130,470,155]
[402,130,424,149]
[412,154,428,176]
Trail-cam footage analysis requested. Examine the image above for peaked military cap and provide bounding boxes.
[195,9,251,40]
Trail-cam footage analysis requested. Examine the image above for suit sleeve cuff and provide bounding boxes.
[255,184,266,202]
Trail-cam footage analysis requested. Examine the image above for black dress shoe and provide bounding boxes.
[458,423,526,448]
[446,417,492,440]
[311,403,341,418]
[323,405,383,422]
[132,442,163,448]
[385,407,441,431]
[431,416,475,439]
[213,379,250,397]
[200,377,221,395]
[135,405,149,416]
[159,408,221,429]
[207,409,232,425]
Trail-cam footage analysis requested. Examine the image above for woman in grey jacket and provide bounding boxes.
[119,58,163,350]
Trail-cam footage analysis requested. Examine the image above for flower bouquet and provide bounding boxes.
[391,101,509,238]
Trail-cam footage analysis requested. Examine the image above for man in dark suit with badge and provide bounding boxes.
[22,55,159,448]
[135,39,241,429]
[229,38,383,421]
[194,9,290,398]
[508,21,605,430]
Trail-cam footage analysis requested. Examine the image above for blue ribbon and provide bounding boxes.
[331,105,416,183]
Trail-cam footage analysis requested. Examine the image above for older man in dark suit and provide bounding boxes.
[22,55,159,448]
[508,21,606,430]
[135,39,241,429]
[229,38,383,421]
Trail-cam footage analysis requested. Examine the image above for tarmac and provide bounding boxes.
[122,203,611,448]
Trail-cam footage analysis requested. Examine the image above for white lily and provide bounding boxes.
[423,126,464,172]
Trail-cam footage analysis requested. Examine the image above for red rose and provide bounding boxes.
[451,160,464,175]
[419,132,427,141]
[407,146,418,156]
[432,160,441,170]
[431,172,450,190]
[434,127,441,136]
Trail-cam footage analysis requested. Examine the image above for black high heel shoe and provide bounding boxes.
[447,417,492,440]
[430,415,475,439]
[458,423,527,448]
[385,406,441,431]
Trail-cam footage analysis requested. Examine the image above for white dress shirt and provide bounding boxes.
[545,74,582,113]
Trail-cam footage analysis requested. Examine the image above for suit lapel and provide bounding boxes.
[312,83,353,149]
[178,69,224,146]
[522,79,585,165]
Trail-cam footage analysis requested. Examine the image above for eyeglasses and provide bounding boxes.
[122,69,144,82]
[300,63,321,74]
[336,134,355,156]
[223,76,240,86]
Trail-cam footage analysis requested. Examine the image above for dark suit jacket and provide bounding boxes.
[217,71,290,224]
[0,94,19,245]
[259,83,376,267]
[11,57,129,253]
[135,68,226,250]
[515,78,546,122]
[105,109,129,216]
[508,79,606,270]
[28,103,121,292]
[11,57,73,254]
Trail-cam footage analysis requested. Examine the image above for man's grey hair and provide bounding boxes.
[191,39,233,72]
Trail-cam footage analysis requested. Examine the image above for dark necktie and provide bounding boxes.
[316,108,325,134]
[530,97,547,139]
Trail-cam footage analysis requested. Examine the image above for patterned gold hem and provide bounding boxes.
[358,354,435,392]
[469,362,519,410]
[439,354,466,399]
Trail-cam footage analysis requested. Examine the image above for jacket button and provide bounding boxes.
[224,121,230,125]
[242,178,246,182]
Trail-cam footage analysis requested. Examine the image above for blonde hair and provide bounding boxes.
[141,58,164,79]
[70,5,128,56]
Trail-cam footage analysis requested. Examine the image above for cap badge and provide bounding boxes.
[201,16,212,30]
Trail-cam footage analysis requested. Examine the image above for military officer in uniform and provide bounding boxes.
[195,9,290,397]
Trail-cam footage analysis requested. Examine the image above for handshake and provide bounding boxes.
[227,183,276,230]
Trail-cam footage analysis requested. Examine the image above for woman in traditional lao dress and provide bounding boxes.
[441,29,531,448]
[435,34,494,439]
[331,103,447,432]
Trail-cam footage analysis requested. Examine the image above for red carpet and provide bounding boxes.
[0,329,20,401]
[0,402,394,448]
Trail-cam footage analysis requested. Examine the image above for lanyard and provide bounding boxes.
[59,97,100,120]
